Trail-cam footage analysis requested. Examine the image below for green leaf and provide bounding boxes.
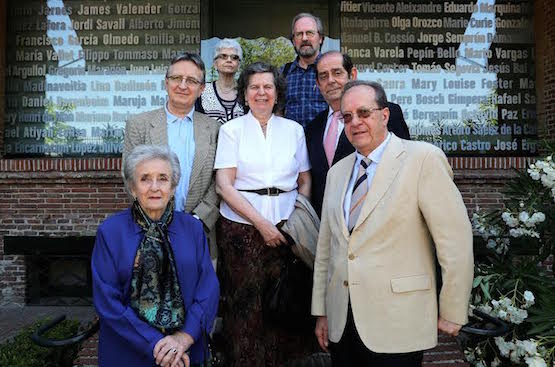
[479,282,491,300]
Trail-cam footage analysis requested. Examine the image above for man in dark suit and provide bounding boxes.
[305,51,410,216]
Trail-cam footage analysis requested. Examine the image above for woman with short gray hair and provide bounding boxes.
[93,145,219,367]
[195,38,244,123]
[122,145,181,195]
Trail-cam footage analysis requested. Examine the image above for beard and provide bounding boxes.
[295,43,318,57]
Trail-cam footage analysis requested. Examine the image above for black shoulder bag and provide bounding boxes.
[263,241,313,331]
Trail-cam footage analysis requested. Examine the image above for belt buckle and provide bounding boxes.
[267,188,279,196]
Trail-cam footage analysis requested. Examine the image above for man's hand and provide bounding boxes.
[438,317,462,336]
[315,316,329,352]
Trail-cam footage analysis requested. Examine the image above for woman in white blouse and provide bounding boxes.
[214,62,311,366]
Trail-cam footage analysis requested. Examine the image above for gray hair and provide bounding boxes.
[342,80,388,109]
[291,12,324,38]
[122,145,181,195]
[166,52,206,83]
[213,38,243,61]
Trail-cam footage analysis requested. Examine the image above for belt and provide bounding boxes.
[239,187,288,196]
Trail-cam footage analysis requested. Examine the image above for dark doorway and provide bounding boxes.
[204,0,339,39]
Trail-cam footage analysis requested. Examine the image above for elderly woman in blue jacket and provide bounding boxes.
[92,145,219,367]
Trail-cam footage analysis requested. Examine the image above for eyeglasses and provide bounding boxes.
[216,53,240,61]
[166,75,203,87]
[341,107,385,124]
[293,30,318,40]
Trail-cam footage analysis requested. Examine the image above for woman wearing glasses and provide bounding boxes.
[196,39,244,123]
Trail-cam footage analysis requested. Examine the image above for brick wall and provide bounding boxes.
[0,159,128,305]
[0,156,531,305]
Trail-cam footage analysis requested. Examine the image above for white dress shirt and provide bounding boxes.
[214,111,311,225]
[343,133,392,224]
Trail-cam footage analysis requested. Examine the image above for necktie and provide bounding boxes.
[348,158,371,232]
[323,112,340,166]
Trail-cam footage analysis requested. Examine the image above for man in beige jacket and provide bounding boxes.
[311,80,473,366]
[123,52,220,256]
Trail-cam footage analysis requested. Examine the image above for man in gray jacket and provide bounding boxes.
[123,52,220,253]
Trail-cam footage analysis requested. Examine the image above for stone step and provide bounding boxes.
[73,332,470,367]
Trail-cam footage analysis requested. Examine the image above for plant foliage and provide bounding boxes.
[0,318,81,367]
[466,148,555,367]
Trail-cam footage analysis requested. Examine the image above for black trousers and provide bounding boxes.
[329,304,424,367]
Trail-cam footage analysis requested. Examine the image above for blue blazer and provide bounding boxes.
[92,209,219,366]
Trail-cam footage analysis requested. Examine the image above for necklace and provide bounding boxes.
[260,122,268,137]
[216,80,236,94]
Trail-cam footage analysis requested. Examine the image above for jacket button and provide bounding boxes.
[343,280,349,287]
[348,254,355,260]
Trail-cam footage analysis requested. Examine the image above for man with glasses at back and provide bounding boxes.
[124,52,220,259]
[281,12,328,128]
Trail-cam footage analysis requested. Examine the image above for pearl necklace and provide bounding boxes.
[216,81,236,94]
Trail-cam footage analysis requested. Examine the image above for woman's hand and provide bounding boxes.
[255,219,287,247]
[153,331,194,367]
[179,353,190,367]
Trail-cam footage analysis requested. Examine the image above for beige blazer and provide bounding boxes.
[311,134,473,353]
[123,107,220,235]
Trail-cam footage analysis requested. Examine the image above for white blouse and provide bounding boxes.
[214,111,311,225]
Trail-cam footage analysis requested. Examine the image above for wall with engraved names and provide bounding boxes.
[4,0,200,157]
[339,0,538,156]
[2,0,541,157]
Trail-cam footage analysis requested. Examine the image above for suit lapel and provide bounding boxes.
[148,108,168,145]
[315,116,330,169]
[187,112,209,193]
[353,135,405,230]
[333,131,353,164]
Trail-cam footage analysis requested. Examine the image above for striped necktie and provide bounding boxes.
[348,158,371,232]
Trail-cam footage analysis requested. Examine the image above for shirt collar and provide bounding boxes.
[292,53,322,70]
[327,106,343,126]
[356,132,391,165]
[327,106,335,119]
[165,102,195,124]
[246,110,275,125]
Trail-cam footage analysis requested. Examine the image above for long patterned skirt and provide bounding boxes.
[216,217,316,367]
